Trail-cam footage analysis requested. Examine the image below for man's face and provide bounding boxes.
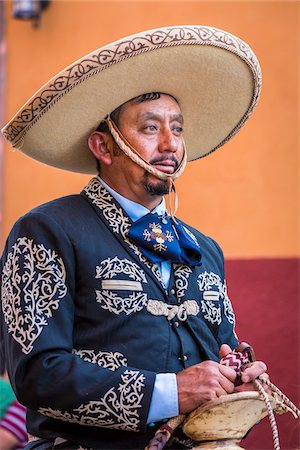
[113,94,184,196]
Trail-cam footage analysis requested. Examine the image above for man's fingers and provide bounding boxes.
[219,363,237,382]
[219,374,235,394]
[219,344,232,359]
[241,361,267,383]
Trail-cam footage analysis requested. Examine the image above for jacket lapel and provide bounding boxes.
[82,178,166,291]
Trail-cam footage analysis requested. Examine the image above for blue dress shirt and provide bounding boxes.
[97,177,178,423]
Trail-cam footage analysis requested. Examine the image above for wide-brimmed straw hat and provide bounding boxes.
[1,25,261,174]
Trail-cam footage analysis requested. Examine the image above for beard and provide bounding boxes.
[143,176,169,196]
[142,154,180,195]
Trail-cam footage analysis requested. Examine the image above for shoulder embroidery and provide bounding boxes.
[73,349,128,371]
[95,257,148,315]
[1,237,67,354]
[84,179,164,286]
[38,369,145,431]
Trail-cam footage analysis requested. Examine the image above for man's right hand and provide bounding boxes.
[176,361,237,414]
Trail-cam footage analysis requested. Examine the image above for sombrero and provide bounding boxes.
[1,25,262,174]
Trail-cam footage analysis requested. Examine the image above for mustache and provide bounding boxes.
[149,155,179,169]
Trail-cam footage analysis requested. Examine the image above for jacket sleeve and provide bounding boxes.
[207,237,239,350]
[1,211,155,432]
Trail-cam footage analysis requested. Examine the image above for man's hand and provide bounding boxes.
[176,360,236,414]
[219,344,269,392]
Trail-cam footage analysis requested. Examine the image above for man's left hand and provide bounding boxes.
[219,344,269,392]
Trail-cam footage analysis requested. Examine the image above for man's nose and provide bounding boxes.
[158,128,178,153]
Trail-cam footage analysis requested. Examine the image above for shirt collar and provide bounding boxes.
[97,176,166,222]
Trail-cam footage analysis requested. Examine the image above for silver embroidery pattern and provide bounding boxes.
[147,299,199,321]
[73,349,127,371]
[95,256,148,315]
[1,237,67,354]
[222,280,235,325]
[174,265,193,299]
[38,369,145,431]
[197,271,223,325]
[84,178,163,285]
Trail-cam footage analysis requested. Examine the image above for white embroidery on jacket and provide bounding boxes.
[174,265,193,299]
[73,349,127,371]
[95,257,148,315]
[222,280,236,325]
[38,369,145,431]
[84,178,164,286]
[1,237,67,354]
[197,271,223,325]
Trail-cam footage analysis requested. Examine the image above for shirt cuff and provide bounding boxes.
[147,373,178,424]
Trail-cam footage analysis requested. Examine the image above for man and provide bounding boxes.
[1,26,266,449]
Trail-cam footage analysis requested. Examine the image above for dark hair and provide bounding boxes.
[95,93,167,133]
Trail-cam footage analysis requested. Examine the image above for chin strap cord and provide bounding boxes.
[145,343,300,450]
[167,178,178,220]
[105,117,186,219]
[105,117,187,182]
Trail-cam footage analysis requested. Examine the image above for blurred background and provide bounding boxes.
[0,1,299,449]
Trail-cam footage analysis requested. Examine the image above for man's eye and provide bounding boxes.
[145,125,157,131]
[173,126,183,133]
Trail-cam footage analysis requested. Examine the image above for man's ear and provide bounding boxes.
[88,131,114,166]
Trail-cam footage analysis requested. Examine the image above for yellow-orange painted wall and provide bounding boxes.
[1,1,299,257]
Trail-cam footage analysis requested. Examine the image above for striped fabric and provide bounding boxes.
[0,400,27,449]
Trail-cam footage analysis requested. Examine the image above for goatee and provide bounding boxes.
[144,179,169,196]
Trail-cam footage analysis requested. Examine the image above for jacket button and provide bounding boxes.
[174,321,180,327]
[179,355,188,361]
[170,288,175,295]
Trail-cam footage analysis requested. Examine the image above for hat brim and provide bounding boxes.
[2,25,262,174]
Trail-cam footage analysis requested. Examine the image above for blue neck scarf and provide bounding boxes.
[128,213,202,266]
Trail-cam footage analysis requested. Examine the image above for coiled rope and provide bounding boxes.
[145,343,300,450]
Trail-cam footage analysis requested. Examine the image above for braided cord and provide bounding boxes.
[254,379,280,450]
[145,415,185,450]
[259,377,300,419]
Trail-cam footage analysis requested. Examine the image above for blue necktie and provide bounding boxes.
[128,213,202,266]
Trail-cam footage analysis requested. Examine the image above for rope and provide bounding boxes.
[144,344,299,450]
[254,378,280,450]
[106,117,187,182]
[145,415,185,450]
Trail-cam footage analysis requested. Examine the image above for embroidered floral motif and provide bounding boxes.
[73,349,127,371]
[38,369,145,431]
[1,237,67,354]
[197,271,223,325]
[95,256,148,315]
[174,265,193,299]
[4,26,261,148]
[96,256,147,282]
[84,179,164,285]
[143,223,174,252]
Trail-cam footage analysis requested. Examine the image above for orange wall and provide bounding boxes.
[1,1,299,257]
